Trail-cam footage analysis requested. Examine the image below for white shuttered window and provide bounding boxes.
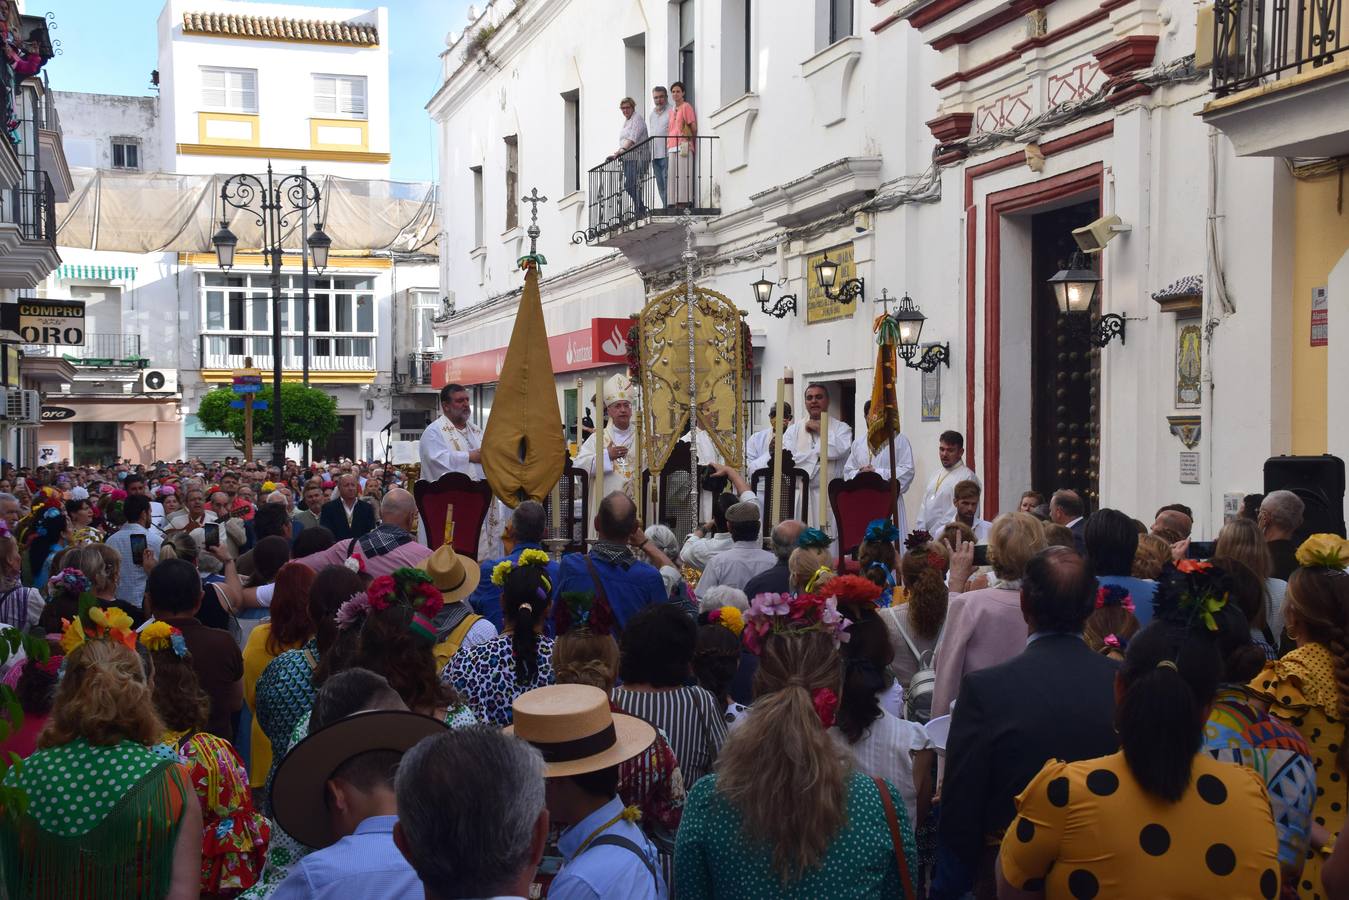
[313,74,368,119]
[200,67,258,113]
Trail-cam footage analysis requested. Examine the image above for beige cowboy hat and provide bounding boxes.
[418,542,481,603]
[271,710,448,849]
[505,684,655,778]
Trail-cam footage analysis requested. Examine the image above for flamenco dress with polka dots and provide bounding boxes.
[1250,642,1348,900]
[999,751,1281,900]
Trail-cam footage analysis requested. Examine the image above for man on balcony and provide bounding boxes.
[609,97,649,220]
[648,86,670,209]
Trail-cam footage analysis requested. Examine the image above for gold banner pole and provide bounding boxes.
[770,369,789,527]
[818,410,830,533]
[592,375,606,542]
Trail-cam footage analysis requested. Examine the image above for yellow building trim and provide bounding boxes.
[201,369,376,384]
[176,143,391,164]
[197,112,261,148]
[177,252,393,269]
[1290,175,1348,454]
[310,117,370,152]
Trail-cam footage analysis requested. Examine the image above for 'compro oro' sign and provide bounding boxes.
[0,300,86,346]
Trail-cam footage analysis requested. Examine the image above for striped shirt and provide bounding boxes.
[612,685,727,788]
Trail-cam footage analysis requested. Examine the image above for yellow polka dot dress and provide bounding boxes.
[1250,642,1348,900]
[999,751,1281,899]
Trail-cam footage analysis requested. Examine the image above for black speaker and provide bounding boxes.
[1263,454,1345,538]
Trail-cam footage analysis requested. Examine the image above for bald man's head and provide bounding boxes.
[595,492,637,542]
[379,487,418,532]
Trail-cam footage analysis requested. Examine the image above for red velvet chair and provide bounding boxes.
[829,472,896,561]
[414,473,496,560]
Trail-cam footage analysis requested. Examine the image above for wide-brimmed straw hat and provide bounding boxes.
[505,684,655,778]
[417,543,481,603]
[271,710,448,849]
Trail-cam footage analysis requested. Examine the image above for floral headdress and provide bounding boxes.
[552,589,615,636]
[796,528,831,550]
[903,529,934,553]
[1295,534,1349,571]
[1155,559,1232,632]
[491,548,551,587]
[139,621,189,658]
[743,591,851,655]
[863,519,899,545]
[826,574,887,609]
[1094,584,1136,615]
[335,567,447,642]
[703,605,745,636]
[31,487,63,515]
[48,567,92,599]
[32,506,64,538]
[60,597,137,655]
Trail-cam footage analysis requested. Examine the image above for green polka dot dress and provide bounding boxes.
[673,771,918,898]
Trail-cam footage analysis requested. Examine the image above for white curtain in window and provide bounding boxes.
[201,67,258,112]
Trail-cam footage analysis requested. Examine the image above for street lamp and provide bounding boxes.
[886,290,949,372]
[213,163,329,467]
[1047,251,1125,347]
[814,250,865,304]
[751,270,797,318]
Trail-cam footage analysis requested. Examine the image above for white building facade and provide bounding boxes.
[430,0,1343,537]
[33,0,441,466]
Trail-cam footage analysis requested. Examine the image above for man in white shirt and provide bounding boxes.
[124,473,164,529]
[419,382,503,559]
[953,479,992,543]
[647,86,671,208]
[680,464,761,572]
[916,430,980,535]
[574,374,638,501]
[610,96,649,219]
[844,399,916,536]
[698,498,776,592]
[780,383,852,528]
[420,383,484,482]
[746,402,791,473]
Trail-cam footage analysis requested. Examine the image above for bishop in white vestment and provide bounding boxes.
[574,374,639,501]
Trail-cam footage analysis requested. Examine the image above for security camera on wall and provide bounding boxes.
[1072,214,1131,253]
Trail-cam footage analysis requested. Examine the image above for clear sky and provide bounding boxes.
[41,0,471,182]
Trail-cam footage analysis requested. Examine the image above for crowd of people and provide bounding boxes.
[0,428,1346,899]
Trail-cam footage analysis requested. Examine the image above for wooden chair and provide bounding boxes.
[829,472,895,561]
[540,457,589,553]
[414,473,496,560]
[751,450,811,528]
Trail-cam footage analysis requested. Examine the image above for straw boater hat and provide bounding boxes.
[271,710,448,849]
[506,684,655,778]
[417,543,481,604]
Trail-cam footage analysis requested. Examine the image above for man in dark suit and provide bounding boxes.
[1048,489,1086,552]
[935,545,1119,900]
[319,473,376,540]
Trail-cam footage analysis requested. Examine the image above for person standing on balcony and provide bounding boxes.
[667,81,697,209]
[648,86,671,209]
[610,97,649,220]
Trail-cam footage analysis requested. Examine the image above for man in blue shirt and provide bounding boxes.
[554,492,670,631]
[270,707,448,899]
[466,500,559,630]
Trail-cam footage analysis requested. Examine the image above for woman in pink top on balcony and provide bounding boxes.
[666,81,697,208]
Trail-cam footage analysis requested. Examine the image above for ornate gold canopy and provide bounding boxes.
[636,282,745,472]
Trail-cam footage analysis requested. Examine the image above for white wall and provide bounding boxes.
[53,92,162,172]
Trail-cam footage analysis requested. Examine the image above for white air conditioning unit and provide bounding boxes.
[140,368,179,394]
[5,389,40,426]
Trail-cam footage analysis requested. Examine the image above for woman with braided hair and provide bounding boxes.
[1249,534,1349,899]
[446,550,555,726]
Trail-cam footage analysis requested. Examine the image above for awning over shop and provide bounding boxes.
[432,317,630,388]
[56,264,138,281]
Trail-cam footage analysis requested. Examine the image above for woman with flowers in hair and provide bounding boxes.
[334,566,475,726]
[1249,533,1349,898]
[998,562,1281,900]
[788,527,834,593]
[858,519,902,601]
[1082,583,1142,661]
[694,606,750,726]
[27,507,70,592]
[675,587,919,898]
[447,549,555,726]
[0,607,204,899]
[142,621,270,896]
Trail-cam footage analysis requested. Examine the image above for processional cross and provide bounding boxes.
[522,188,548,257]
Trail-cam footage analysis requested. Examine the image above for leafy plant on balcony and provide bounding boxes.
[197,383,340,453]
[465,23,499,61]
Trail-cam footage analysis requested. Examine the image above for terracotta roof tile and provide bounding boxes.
[181,11,379,46]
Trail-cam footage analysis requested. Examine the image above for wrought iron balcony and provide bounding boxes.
[572,134,720,246]
[21,333,144,366]
[405,351,439,387]
[1212,0,1347,95]
[200,332,377,373]
[8,171,55,246]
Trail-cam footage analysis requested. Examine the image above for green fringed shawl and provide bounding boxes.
[1,739,189,899]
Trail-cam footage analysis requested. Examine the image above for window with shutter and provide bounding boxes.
[313,74,368,119]
[201,66,257,112]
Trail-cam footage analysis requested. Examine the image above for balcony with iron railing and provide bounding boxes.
[0,63,20,189]
[402,350,440,389]
[571,134,720,262]
[1204,0,1349,156]
[200,332,377,375]
[0,170,60,288]
[22,332,145,367]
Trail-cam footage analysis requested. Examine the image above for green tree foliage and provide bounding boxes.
[196,383,339,452]
[0,628,51,817]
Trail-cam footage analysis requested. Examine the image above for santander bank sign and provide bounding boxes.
[432,318,630,388]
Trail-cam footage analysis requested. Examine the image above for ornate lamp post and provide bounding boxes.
[212,163,330,467]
